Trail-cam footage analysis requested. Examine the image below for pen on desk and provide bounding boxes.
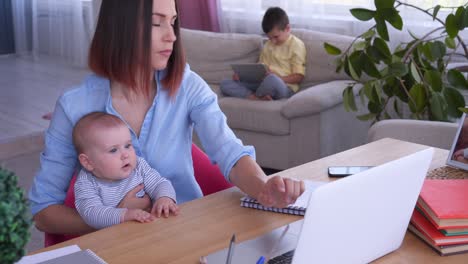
[256,256,265,264]
[226,233,236,264]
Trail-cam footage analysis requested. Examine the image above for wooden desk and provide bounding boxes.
[36,138,467,263]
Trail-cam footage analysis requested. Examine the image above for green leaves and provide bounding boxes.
[388,62,408,77]
[380,8,403,30]
[410,62,421,83]
[409,84,426,113]
[372,0,402,41]
[424,70,442,92]
[373,37,392,62]
[446,14,459,38]
[345,50,382,80]
[444,88,465,118]
[464,7,468,28]
[455,7,466,30]
[430,93,448,121]
[375,0,394,9]
[433,5,441,21]
[343,86,357,112]
[375,17,389,41]
[442,6,468,36]
[362,54,381,78]
[0,167,31,263]
[431,41,446,60]
[324,43,342,55]
[350,8,375,21]
[421,41,446,61]
[445,37,456,49]
[357,113,377,121]
[322,1,468,123]
[448,69,468,89]
[346,56,360,80]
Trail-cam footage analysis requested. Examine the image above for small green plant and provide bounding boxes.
[324,0,468,123]
[0,167,32,264]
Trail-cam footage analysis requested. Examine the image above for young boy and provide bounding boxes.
[72,112,178,229]
[220,6,307,100]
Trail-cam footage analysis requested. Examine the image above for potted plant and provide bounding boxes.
[324,0,468,123]
[0,167,32,264]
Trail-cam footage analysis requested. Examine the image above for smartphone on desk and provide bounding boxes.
[328,166,374,177]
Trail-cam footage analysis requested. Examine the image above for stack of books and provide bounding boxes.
[409,179,468,256]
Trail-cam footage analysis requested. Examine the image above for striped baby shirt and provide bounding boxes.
[74,157,176,229]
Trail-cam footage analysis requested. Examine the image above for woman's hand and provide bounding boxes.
[257,176,305,208]
[151,197,179,218]
[118,184,152,212]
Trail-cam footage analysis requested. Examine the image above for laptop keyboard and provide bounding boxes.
[268,250,295,264]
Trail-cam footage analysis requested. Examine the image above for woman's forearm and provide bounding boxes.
[33,205,95,235]
[228,156,268,199]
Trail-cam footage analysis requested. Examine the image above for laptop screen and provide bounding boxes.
[447,113,468,170]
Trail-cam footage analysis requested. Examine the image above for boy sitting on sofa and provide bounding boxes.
[220,6,306,101]
[73,112,178,229]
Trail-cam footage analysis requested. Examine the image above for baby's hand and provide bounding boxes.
[151,197,179,218]
[124,208,155,223]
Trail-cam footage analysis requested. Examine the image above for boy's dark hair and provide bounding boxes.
[261,7,289,34]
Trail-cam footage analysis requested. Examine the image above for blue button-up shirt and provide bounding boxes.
[29,64,255,215]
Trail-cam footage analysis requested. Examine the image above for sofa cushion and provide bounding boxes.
[293,29,354,89]
[218,98,290,135]
[282,80,361,119]
[181,28,263,85]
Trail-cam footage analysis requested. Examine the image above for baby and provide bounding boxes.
[73,112,178,229]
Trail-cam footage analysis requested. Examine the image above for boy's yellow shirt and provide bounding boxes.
[259,34,307,93]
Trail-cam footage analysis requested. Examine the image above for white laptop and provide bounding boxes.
[207,148,434,264]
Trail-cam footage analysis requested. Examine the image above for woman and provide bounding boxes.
[30,0,305,235]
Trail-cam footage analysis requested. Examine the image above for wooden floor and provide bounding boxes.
[0,55,89,157]
[0,55,89,253]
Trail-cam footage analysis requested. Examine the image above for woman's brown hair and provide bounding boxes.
[88,0,185,96]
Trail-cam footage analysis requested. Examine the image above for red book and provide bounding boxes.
[408,223,468,256]
[410,210,468,246]
[418,179,468,229]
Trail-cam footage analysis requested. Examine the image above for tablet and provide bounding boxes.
[231,63,267,83]
[447,112,468,170]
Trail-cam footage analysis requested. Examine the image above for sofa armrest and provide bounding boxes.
[367,119,458,150]
[281,80,359,119]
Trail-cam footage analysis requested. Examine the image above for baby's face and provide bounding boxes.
[85,125,137,181]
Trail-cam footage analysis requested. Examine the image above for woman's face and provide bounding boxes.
[151,0,177,70]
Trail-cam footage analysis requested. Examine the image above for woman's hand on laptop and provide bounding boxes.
[257,176,305,208]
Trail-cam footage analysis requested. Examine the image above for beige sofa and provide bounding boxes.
[368,119,458,150]
[182,28,371,170]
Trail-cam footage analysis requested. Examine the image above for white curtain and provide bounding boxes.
[11,0,100,67]
[220,0,468,59]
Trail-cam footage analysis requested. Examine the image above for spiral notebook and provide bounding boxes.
[240,180,326,215]
[39,249,107,264]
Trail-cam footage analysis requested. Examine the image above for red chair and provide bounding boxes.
[44,144,232,247]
